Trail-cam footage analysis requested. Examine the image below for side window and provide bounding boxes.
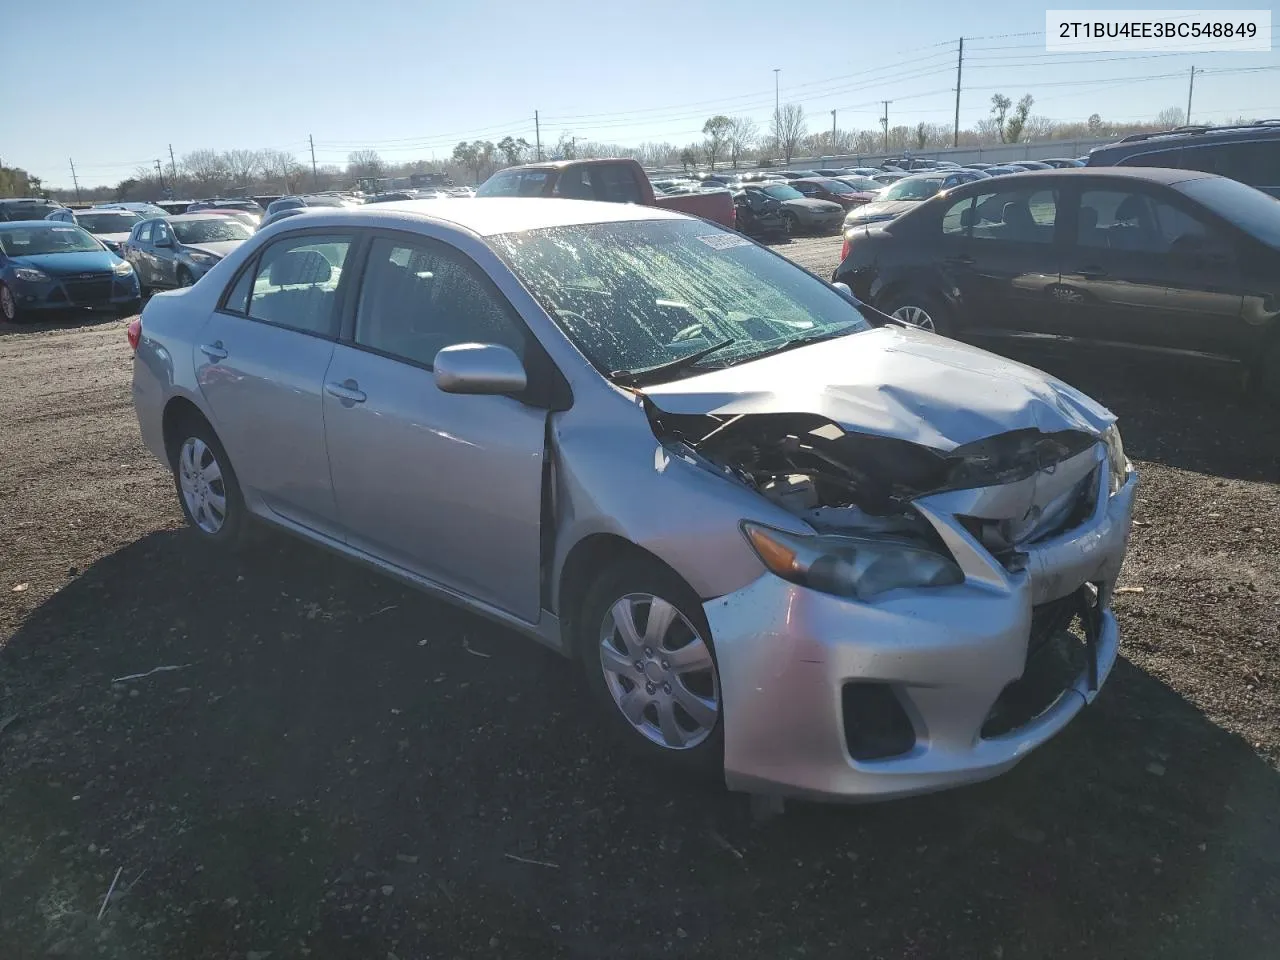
[941,196,973,235]
[153,222,171,245]
[1077,189,1215,254]
[970,188,1058,243]
[354,235,526,367]
[553,168,595,201]
[247,233,353,337]
[138,221,154,243]
[1181,140,1280,187]
[794,182,816,195]
[220,260,256,315]
[591,165,643,203]
[1124,146,1183,169]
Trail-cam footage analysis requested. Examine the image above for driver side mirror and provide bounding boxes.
[433,342,527,396]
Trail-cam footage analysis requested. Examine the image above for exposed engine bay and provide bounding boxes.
[645,402,1099,551]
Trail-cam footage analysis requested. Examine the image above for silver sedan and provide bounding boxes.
[130,198,1136,802]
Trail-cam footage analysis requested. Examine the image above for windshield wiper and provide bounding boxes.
[738,327,855,362]
[610,337,737,387]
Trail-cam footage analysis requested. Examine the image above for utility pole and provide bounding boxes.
[68,159,81,204]
[1185,66,1196,126]
[168,143,177,182]
[308,134,318,189]
[831,109,837,151]
[535,110,542,161]
[953,37,964,148]
[773,68,781,148]
[154,159,166,194]
[881,101,892,153]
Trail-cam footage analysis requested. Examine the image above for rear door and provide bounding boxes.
[943,180,1066,336]
[194,230,357,539]
[322,232,548,622]
[151,220,180,287]
[130,220,157,285]
[1057,182,1242,352]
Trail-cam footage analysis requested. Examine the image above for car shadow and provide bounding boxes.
[2,529,1277,958]
[985,342,1280,483]
[0,310,130,338]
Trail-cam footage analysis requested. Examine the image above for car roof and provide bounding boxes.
[955,166,1216,187]
[165,213,243,224]
[359,197,686,236]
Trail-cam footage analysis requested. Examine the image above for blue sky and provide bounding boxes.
[6,0,1277,187]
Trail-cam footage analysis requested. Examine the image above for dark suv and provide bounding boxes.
[0,198,66,222]
[1086,121,1280,197]
[833,167,1280,400]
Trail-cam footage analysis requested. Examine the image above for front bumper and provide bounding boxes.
[706,462,1137,801]
[9,273,141,312]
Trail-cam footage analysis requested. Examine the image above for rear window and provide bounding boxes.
[476,169,550,198]
[1,201,57,222]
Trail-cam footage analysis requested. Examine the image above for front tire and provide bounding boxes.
[577,556,723,778]
[169,418,246,547]
[0,283,23,324]
[878,288,953,336]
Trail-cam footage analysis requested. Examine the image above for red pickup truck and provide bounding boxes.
[474,158,736,229]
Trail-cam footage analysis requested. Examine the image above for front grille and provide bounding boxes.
[981,584,1103,738]
[63,278,114,305]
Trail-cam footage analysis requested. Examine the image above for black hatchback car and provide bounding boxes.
[732,190,788,239]
[834,167,1280,399]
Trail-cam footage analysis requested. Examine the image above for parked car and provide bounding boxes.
[834,167,1280,400]
[121,213,252,293]
[1014,160,1053,171]
[475,158,736,229]
[0,198,65,222]
[264,195,355,219]
[1086,120,1280,197]
[731,189,789,239]
[96,201,172,219]
[0,221,140,321]
[961,163,993,171]
[843,167,884,178]
[130,197,1135,800]
[365,191,421,203]
[1042,158,1085,168]
[813,168,850,177]
[772,170,819,180]
[831,175,885,202]
[790,177,871,210]
[256,207,317,231]
[843,169,989,227]
[187,198,265,216]
[983,165,1028,177]
[872,172,907,185]
[741,182,844,233]
[44,207,144,254]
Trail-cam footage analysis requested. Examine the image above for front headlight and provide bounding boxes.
[14,267,50,282]
[112,260,134,276]
[1103,423,1129,495]
[187,252,219,265]
[741,522,963,601]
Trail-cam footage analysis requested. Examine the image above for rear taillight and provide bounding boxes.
[127,318,141,352]
[840,233,852,263]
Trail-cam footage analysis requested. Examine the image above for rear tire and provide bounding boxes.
[878,288,953,336]
[576,556,724,779]
[168,416,246,547]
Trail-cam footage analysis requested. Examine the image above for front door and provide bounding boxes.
[950,182,1066,337]
[151,220,179,288]
[322,233,547,622]
[194,230,357,539]
[1057,184,1243,352]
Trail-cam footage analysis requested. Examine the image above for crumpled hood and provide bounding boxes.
[182,240,244,259]
[640,325,1114,452]
[845,198,921,223]
[783,198,843,214]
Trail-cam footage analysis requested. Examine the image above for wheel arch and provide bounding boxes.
[161,395,215,466]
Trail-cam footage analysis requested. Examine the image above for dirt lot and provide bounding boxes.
[2,236,1278,959]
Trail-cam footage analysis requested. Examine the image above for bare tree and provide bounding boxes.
[727,117,758,169]
[182,150,229,190]
[496,136,530,167]
[989,95,1012,143]
[678,146,700,173]
[347,150,385,179]
[701,115,733,170]
[260,149,306,192]
[771,103,807,164]
[452,142,481,183]
[555,133,577,160]
[1087,113,1105,136]
[1006,95,1035,143]
[1155,106,1186,128]
[223,149,261,186]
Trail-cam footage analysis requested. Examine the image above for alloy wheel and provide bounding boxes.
[598,593,720,750]
[891,305,936,331]
[178,437,228,534]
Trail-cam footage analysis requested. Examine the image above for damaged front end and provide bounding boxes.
[644,402,1105,571]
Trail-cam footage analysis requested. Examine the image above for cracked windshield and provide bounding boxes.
[2,1,1278,958]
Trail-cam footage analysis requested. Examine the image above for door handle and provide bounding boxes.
[325,379,367,404]
[199,341,228,362]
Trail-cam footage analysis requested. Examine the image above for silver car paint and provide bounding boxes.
[133,198,1135,801]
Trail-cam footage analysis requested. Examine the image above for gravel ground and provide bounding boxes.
[1,236,1277,959]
